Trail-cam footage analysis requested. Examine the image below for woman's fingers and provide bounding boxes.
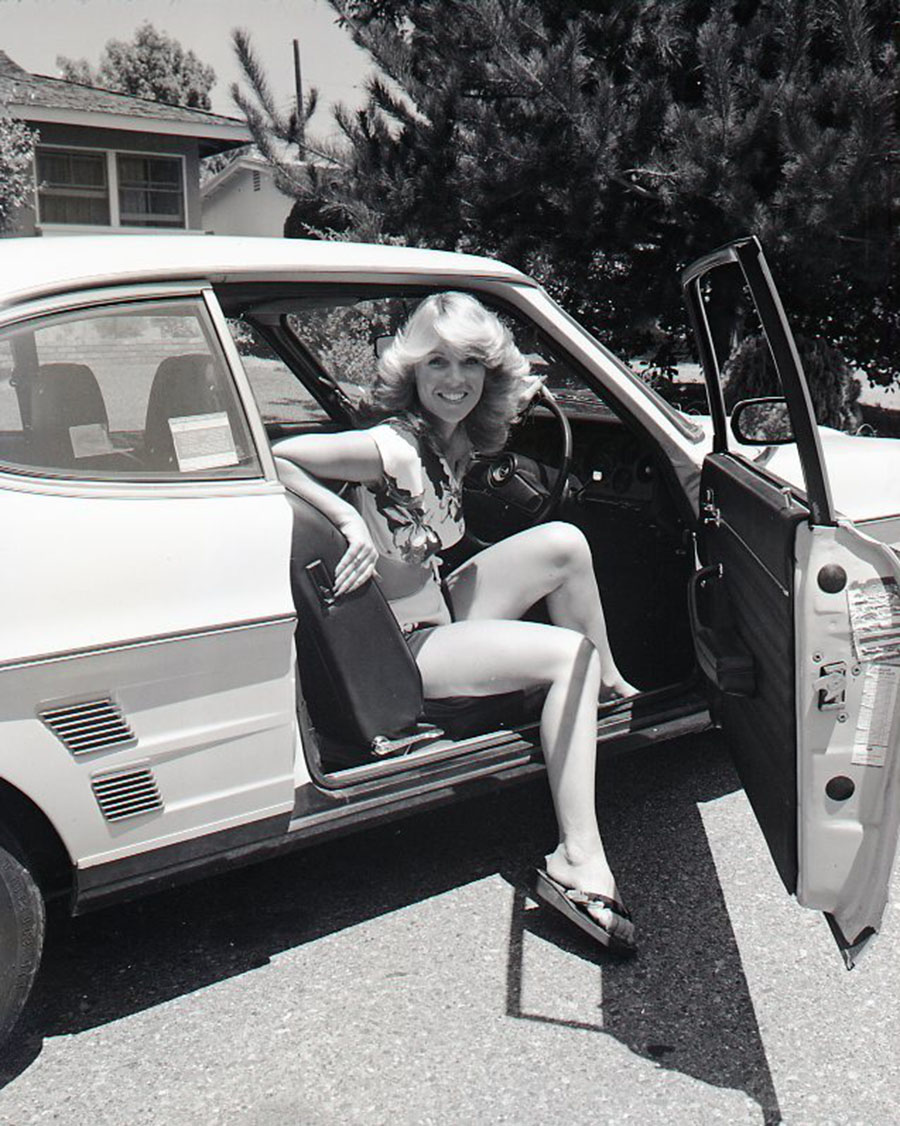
[333,540,378,596]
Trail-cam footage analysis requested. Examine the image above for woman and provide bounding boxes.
[274,292,638,953]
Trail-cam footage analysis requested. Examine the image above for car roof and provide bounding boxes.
[0,235,532,310]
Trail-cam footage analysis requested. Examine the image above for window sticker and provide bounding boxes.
[168,412,238,472]
[70,422,115,459]
[852,664,899,768]
[847,578,900,664]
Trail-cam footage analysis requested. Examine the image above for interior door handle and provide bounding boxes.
[688,564,756,696]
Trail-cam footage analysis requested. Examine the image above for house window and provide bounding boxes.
[36,146,187,230]
[117,154,185,227]
[36,149,110,226]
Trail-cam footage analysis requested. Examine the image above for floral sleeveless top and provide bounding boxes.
[354,418,465,630]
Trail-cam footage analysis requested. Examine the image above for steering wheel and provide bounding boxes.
[463,385,573,547]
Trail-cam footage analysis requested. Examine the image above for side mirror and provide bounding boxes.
[731,397,794,445]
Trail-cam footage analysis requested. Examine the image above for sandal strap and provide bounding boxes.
[565,889,633,921]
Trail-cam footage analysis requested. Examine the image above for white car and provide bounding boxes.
[0,233,897,1042]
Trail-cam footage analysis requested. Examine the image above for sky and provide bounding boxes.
[0,0,373,131]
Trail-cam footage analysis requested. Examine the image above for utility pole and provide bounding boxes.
[293,39,305,150]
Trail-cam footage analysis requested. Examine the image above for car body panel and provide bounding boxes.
[759,431,900,530]
[0,483,293,661]
[0,235,530,311]
[1,620,297,869]
[692,416,900,533]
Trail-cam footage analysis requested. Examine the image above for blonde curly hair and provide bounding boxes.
[367,292,537,460]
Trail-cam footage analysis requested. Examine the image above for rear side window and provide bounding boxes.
[0,298,260,481]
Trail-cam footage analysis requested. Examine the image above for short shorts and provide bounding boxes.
[401,622,439,658]
[396,578,456,658]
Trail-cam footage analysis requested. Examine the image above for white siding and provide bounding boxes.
[202,165,292,237]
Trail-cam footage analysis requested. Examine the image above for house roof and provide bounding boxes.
[201,154,271,199]
[200,153,313,200]
[0,50,250,151]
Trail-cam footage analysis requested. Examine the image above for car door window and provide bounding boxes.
[275,293,610,420]
[0,298,260,481]
[284,298,414,410]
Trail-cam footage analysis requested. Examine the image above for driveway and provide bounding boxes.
[1,731,897,1125]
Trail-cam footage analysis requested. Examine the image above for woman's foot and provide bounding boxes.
[544,845,635,948]
[599,676,639,704]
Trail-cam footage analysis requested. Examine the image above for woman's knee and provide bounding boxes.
[547,627,601,685]
[537,521,593,576]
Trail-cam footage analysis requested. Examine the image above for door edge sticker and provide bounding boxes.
[847,578,900,664]
[851,664,899,768]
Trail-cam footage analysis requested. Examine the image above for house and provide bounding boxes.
[201,153,294,238]
[0,50,250,236]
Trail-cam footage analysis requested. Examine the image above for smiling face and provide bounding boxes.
[413,343,486,437]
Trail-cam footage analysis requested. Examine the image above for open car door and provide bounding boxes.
[684,236,900,966]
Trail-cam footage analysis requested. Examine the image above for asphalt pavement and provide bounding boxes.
[1,730,898,1125]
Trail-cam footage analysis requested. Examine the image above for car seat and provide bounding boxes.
[278,460,543,767]
[29,362,112,469]
[143,353,224,471]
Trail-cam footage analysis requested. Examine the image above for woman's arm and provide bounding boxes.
[273,430,383,483]
[273,431,383,597]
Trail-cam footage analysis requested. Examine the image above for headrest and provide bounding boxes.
[30,363,109,466]
[144,352,222,469]
[32,363,108,431]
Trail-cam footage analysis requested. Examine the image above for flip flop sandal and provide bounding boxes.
[533,869,637,955]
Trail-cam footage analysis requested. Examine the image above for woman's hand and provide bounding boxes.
[333,512,379,597]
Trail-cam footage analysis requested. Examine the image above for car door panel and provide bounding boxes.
[698,453,807,892]
[684,236,900,958]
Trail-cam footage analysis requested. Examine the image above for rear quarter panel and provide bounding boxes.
[0,479,299,868]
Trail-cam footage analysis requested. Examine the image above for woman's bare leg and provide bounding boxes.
[445,522,637,698]
[414,618,633,937]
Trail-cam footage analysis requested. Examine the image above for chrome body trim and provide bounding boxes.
[0,470,283,500]
[0,614,297,673]
[0,280,215,329]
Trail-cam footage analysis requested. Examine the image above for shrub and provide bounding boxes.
[722,334,862,432]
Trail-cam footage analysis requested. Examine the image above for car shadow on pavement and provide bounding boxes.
[505,733,783,1126]
[1,731,779,1125]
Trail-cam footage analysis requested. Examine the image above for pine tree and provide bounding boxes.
[236,0,896,386]
[648,0,896,380]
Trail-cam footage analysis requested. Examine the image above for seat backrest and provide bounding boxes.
[279,466,425,752]
[144,352,222,470]
[30,362,109,467]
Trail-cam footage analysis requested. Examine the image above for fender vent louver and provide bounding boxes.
[91,766,163,822]
[40,698,136,756]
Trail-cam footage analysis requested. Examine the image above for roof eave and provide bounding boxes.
[201,157,276,198]
[8,103,251,146]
